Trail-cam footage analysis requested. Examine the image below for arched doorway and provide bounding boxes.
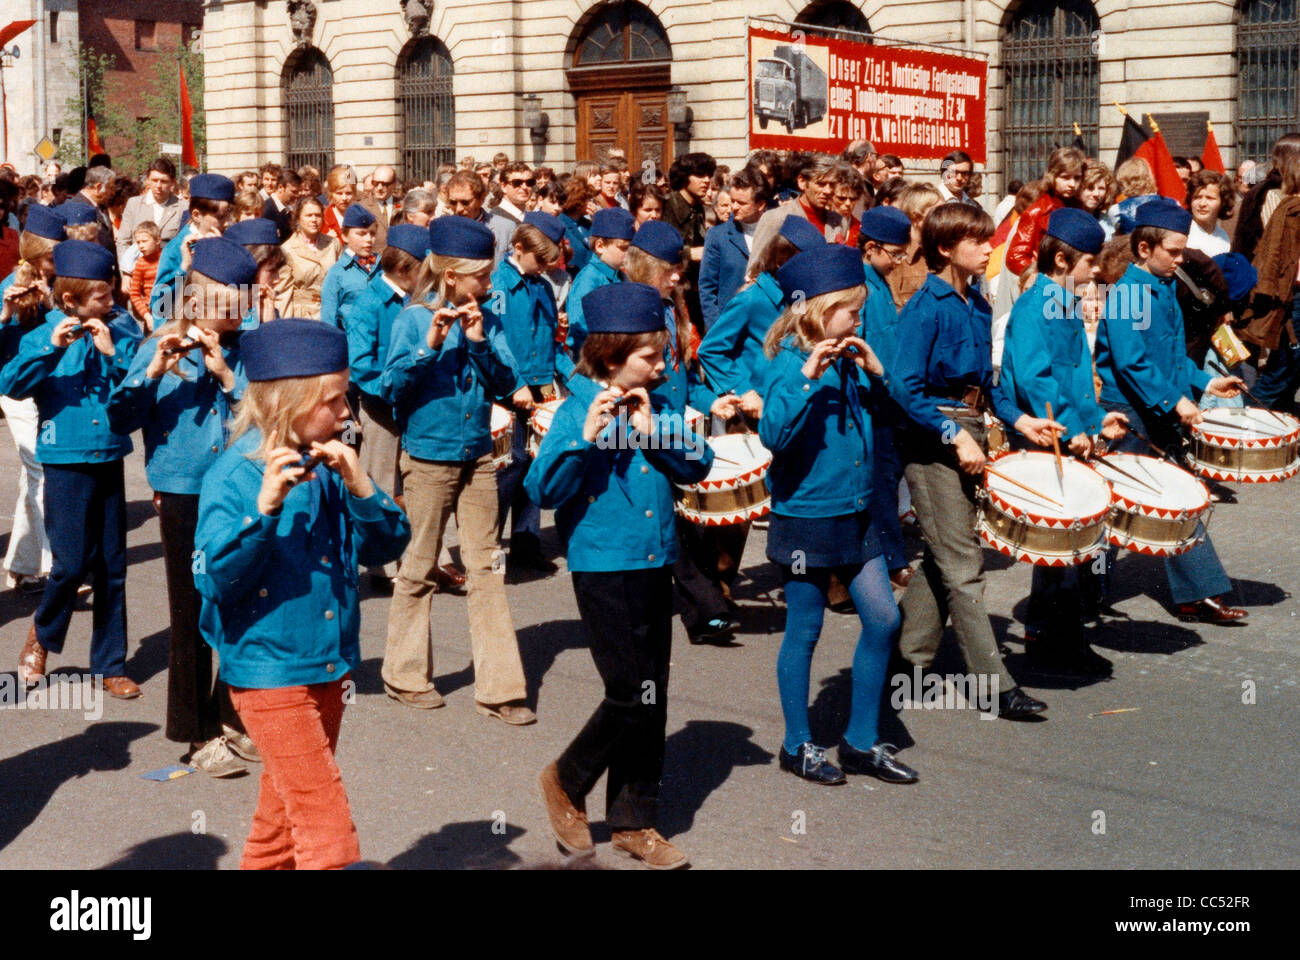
[795,0,873,40]
[398,36,455,182]
[1000,0,1099,185]
[282,47,334,173]
[567,1,672,170]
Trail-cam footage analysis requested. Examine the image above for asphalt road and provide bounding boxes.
[0,439,1296,870]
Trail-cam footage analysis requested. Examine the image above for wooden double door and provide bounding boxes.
[575,89,673,171]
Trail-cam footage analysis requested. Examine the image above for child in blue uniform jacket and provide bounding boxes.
[1093,198,1248,625]
[343,224,429,589]
[150,174,235,322]
[697,214,826,415]
[758,244,918,788]
[108,237,261,776]
[1000,208,1130,675]
[320,204,379,330]
[492,212,565,573]
[4,241,143,696]
[193,318,410,869]
[561,206,635,374]
[379,215,535,722]
[526,282,713,870]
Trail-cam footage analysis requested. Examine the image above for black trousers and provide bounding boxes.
[557,567,673,831]
[672,517,733,633]
[157,492,241,744]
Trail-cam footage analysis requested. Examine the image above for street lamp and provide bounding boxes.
[521,93,549,164]
[666,85,692,156]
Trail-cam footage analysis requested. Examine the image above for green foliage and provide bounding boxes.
[56,42,206,176]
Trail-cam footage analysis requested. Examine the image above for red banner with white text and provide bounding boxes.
[747,24,986,163]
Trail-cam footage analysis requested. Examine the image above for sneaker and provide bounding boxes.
[222,724,262,762]
[189,737,248,778]
[610,828,689,870]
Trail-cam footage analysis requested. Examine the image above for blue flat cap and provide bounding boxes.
[583,282,666,334]
[591,207,635,241]
[1045,208,1105,255]
[224,218,281,247]
[1134,197,1192,234]
[54,202,97,227]
[52,240,114,282]
[779,216,827,251]
[23,204,65,241]
[632,221,684,263]
[191,237,259,287]
[1212,252,1258,303]
[859,206,912,246]
[242,317,350,382]
[342,203,376,230]
[428,215,494,260]
[385,224,431,262]
[523,210,566,245]
[776,244,864,304]
[189,174,235,203]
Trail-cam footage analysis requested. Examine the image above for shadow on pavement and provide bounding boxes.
[518,617,587,709]
[124,627,171,686]
[386,819,526,870]
[658,719,773,838]
[100,832,228,870]
[0,721,157,852]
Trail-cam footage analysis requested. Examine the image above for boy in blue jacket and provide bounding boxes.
[528,282,712,870]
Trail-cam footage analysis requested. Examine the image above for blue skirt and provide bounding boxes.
[765,510,882,569]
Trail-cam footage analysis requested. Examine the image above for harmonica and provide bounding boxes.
[287,451,328,486]
[162,339,200,356]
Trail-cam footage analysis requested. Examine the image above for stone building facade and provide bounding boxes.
[200,0,1297,192]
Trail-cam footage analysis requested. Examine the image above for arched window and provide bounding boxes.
[398,36,455,182]
[282,47,334,173]
[1238,0,1300,163]
[572,1,670,68]
[1001,0,1099,185]
[795,0,872,40]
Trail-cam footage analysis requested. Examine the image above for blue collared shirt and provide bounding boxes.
[697,272,783,398]
[563,256,620,366]
[523,373,713,572]
[346,271,407,399]
[492,257,559,387]
[893,273,1022,436]
[860,263,902,374]
[559,214,592,275]
[0,271,51,366]
[759,338,883,518]
[381,298,525,462]
[0,308,141,464]
[1095,263,1211,416]
[320,249,380,330]
[107,335,246,494]
[1000,273,1104,439]
[194,429,410,690]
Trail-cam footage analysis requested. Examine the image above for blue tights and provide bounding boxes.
[777,556,899,755]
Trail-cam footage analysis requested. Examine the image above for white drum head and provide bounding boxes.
[985,451,1110,523]
[1100,454,1209,513]
[490,405,511,436]
[698,434,771,485]
[530,399,561,437]
[1193,406,1300,442]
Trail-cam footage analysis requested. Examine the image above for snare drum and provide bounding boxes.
[1188,407,1300,483]
[674,434,772,526]
[528,399,563,457]
[1099,453,1210,557]
[978,451,1112,566]
[489,405,513,471]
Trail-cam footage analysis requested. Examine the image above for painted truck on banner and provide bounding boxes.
[753,44,828,133]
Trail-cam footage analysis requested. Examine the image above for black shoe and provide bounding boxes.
[1026,637,1113,676]
[837,740,918,783]
[778,743,846,785]
[507,535,559,575]
[995,687,1048,721]
[688,616,740,644]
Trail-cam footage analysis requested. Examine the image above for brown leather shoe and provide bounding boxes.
[385,684,445,709]
[890,566,914,589]
[476,700,537,725]
[538,761,593,854]
[610,828,689,870]
[18,624,46,685]
[99,675,141,699]
[1176,596,1247,624]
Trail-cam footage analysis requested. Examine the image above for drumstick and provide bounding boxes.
[1125,423,1172,462]
[1045,402,1065,494]
[1198,414,1258,433]
[1206,357,1286,424]
[985,465,1064,508]
[1092,456,1162,495]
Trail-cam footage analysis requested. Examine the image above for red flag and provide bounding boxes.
[1202,124,1226,174]
[86,115,105,156]
[0,20,37,49]
[1134,130,1184,201]
[179,68,198,168]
